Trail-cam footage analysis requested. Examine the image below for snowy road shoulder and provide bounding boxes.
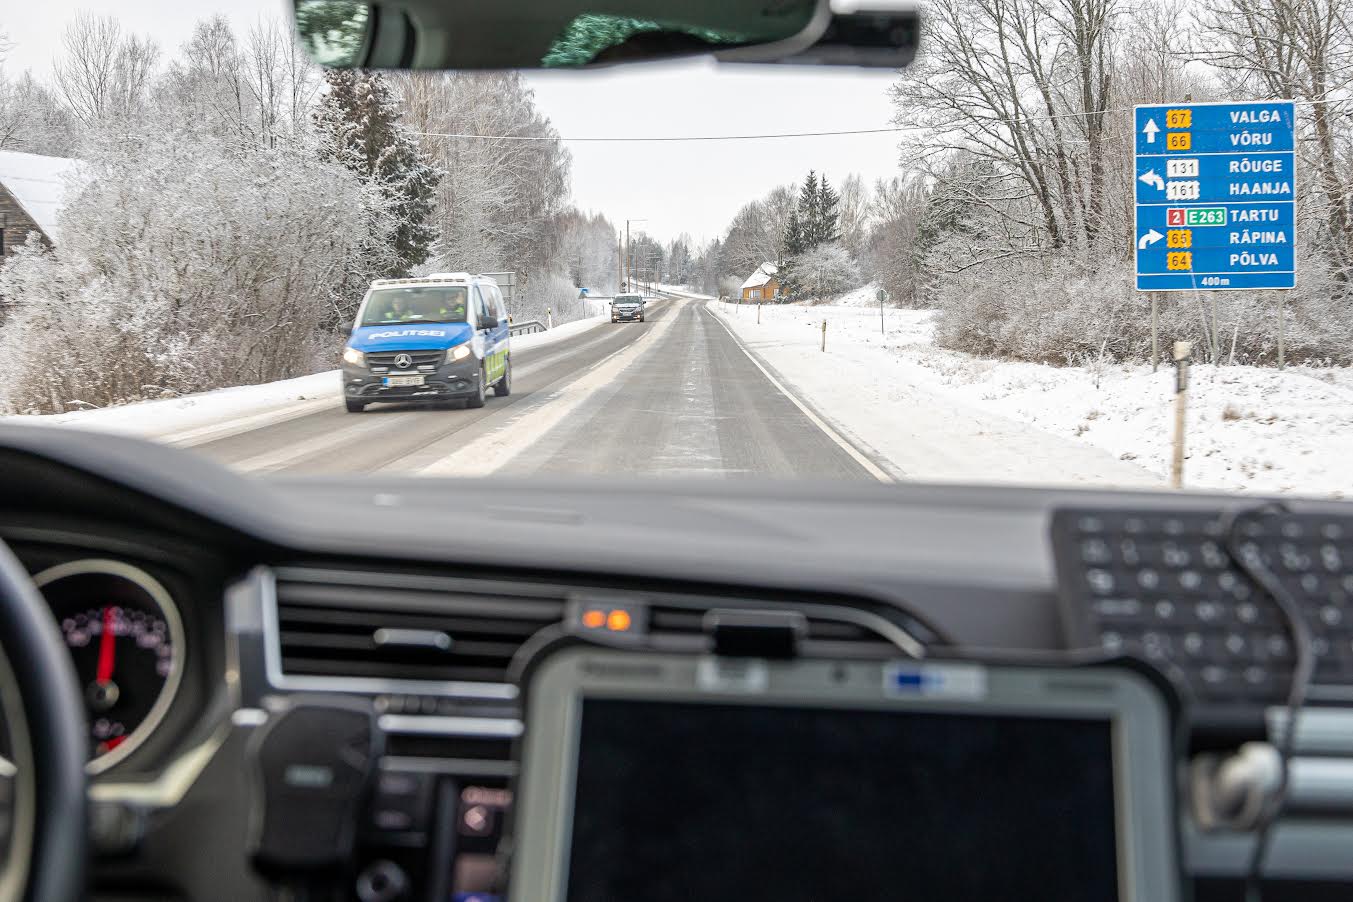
[0,310,613,447]
[710,300,1353,496]
[708,300,1161,490]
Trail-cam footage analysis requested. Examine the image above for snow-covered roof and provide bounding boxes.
[740,262,778,290]
[0,150,84,244]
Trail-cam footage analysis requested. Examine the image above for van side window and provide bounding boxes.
[476,286,494,324]
[463,287,477,327]
[492,285,508,321]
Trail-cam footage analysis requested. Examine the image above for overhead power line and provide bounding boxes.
[410,126,911,142]
[410,95,1352,144]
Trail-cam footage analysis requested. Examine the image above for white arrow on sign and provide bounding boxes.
[1138,229,1164,250]
[1138,169,1165,190]
[1142,118,1160,143]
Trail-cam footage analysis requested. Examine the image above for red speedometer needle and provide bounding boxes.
[96,606,116,685]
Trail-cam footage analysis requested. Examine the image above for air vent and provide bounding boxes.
[648,603,906,657]
[270,568,566,689]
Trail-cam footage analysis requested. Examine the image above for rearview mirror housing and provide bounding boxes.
[293,0,919,70]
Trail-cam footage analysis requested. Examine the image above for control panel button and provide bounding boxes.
[369,770,433,834]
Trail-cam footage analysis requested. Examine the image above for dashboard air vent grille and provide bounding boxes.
[272,569,565,686]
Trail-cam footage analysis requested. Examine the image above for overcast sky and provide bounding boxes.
[2,1,906,244]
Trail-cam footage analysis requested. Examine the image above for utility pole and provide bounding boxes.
[617,233,623,294]
[625,218,647,292]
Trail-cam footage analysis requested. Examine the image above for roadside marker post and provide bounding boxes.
[1171,341,1192,488]
[757,302,761,324]
[821,320,827,352]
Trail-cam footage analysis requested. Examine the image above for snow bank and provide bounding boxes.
[709,300,1353,497]
[834,283,883,307]
[1,370,340,446]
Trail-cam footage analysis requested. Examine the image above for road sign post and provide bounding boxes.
[1134,101,1295,294]
[1278,296,1286,369]
[1151,295,1160,372]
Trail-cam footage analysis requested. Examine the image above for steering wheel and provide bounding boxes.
[0,540,87,902]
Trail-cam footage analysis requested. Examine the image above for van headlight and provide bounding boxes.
[341,347,365,366]
[447,344,473,363]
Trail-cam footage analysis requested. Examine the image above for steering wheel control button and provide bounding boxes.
[249,698,383,878]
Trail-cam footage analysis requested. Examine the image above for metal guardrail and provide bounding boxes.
[508,319,548,336]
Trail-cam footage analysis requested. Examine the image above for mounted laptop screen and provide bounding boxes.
[565,699,1118,901]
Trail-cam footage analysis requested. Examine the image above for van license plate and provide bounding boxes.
[383,375,425,386]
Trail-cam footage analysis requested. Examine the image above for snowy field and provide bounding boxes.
[0,306,613,447]
[710,299,1353,497]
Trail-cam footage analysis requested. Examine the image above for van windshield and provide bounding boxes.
[361,287,470,325]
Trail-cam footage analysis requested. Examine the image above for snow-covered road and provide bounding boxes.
[11,290,1346,495]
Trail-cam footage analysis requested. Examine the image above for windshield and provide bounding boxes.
[0,0,1348,500]
[359,287,470,325]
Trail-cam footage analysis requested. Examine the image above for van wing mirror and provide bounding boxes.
[480,315,500,330]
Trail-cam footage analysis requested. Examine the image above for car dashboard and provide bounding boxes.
[1,425,1352,902]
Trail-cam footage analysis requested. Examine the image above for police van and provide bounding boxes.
[340,273,511,412]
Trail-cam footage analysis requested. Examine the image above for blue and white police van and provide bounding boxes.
[340,273,511,412]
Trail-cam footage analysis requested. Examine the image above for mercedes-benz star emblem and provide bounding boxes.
[394,353,413,369]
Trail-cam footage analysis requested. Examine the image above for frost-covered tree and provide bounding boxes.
[866,176,930,307]
[0,71,81,155]
[778,243,860,302]
[556,209,620,293]
[0,133,381,412]
[314,69,440,282]
[157,16,322,150]
[391,71,571,286]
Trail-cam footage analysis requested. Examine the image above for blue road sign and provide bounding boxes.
[1134,100,1295,292]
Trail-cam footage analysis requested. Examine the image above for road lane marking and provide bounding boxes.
[164,396,338,447]
[702,304,895,483]
[228,415,393,472]
[416,301,685,477]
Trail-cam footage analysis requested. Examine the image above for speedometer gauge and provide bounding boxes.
[34,560,185,773]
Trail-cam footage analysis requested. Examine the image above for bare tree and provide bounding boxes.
[890,0,1130,256]
[837,174,870,259]
[240,19,321,148]
[53,14,159,129]
[1197,0,1353,279]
